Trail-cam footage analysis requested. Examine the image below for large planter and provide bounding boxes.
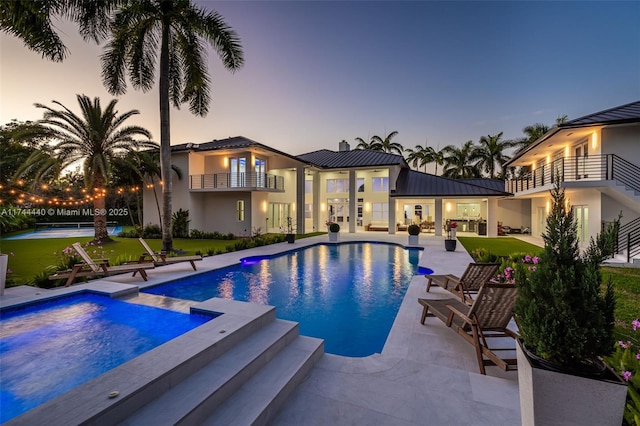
[285,234,295,244]
[408,235,419,245]
[329,231,339,242]
[0,253,7,296]
[516,340,627,426]
[444,239,456,251]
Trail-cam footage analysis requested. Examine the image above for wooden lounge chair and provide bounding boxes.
[49,242,155,287]
[425,262,500,303]
[137,238,202,270]
[418,282,519,375]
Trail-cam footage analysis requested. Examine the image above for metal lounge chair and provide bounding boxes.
[425,262,500,303]
[418,282,519,375]
[138,238,202,270]
[49,242,155,287]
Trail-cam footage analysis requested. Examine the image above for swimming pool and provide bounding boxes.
[0,293,213,423]
[144,243,421,357]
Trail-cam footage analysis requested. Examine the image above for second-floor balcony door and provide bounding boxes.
[230,157,246,187]
[255,158,266,187]
[575,143,588,180]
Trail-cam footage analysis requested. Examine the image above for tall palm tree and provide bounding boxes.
[474,132,515,179]
[371,131,403,155]
[99,0,244,252]
[14,95,155,242]
[514,123,550,152]
[354,136,377,150]
[404,144,433,172]
[441,140,481,179]
[430,146,446,176]
[0,0,114,62]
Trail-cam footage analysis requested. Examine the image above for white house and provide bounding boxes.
[505,100,640,259]
[143,138,511,237]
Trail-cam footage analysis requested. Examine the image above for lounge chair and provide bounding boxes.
[425,262,500,303]
[49,242,155,287]
[418,282,519,375]
[138,238,202,270]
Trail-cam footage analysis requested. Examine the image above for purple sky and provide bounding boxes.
[1,1,638,157]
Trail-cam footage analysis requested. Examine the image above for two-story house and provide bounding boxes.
[505,100,640,260]
[143,139,512,237]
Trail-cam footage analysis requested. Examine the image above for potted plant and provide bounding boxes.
[444,220,457,251]
[407,224,420,245]
[284,216,295,244]
[328,222,340,242]
[514,182,627,425]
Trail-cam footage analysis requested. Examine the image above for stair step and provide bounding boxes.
[202,335,324,426]
[120,319,300,426]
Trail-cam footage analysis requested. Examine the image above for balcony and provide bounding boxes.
[189,172,285,192]
[506,154,640,195]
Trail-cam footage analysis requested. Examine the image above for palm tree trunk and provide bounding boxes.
[159,19,173,252]
[93,172,111,242]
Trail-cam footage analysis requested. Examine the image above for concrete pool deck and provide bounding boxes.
[1,232,538,424]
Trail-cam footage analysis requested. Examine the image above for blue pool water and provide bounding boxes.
[0,293,213,423]
[144,243,421,357]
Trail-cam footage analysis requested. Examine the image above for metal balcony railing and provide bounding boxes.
[189,172,285,191]
[506,154,640,194]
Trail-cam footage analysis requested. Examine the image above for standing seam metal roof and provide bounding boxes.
[393,169,511,197]
[296,149,407,169]
[559,100,640,127]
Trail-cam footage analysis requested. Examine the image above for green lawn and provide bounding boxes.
[1,236,240,285]
[457,237,543,257]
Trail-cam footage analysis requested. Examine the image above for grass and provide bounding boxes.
[1,236,241,285]
[457,237,543,257]
[458,237,640,342]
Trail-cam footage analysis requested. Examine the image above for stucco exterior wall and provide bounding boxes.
[498,198,531,230]
[601,124,640,161]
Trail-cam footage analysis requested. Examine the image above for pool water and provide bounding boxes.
[0,293,213,423]
[144,243,421,357]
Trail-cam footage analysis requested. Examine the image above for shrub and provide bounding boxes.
[514,182,616,366]
[118,225,143,238]
[171,208,190,238]
[142,224,162,239]
[408,224,420,235]
[329,223,340,233]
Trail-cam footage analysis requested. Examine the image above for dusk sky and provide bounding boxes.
[1,1,639,158]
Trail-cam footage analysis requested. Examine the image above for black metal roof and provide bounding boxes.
[296,149,407,169]
[393,170,511,197]
[170,136,308,164]
[559,100,640,128]
[460,178,507,192]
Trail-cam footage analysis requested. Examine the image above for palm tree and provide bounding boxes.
[513,123,550,152]
[14,95,155,242]
[354,136,378,150]
[0,0,114,62]
[474,132,515,179]
[371,131,403,155]
[404,144,436,173]
[430,146,446,176]
[441,140,481,179]
[99,0,244,252]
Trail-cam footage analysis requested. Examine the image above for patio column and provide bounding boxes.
[312,171,320,232]
[296,166,305,234]
[434,198,443,236]
[349,170,356,233]
[487,197,498,237]
[388,196,396,234]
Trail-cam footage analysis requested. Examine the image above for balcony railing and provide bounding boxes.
[189,172,284,191]
[506,154,640,194]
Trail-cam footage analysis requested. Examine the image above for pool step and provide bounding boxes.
[120,319,323,425]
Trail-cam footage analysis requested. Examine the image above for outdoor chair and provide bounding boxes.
[49,242,155,287]
[418,282,519,375]
[425,262,500,303]
[138,238,202,270]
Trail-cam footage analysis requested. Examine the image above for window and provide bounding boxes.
[357,178,364,192]
[372,203,388,221]
[326,178,349,193]
[305,203,312,219]
[372,177,388,192]
[255,158,266,187]
[236,200,245,221]
[305,180,313,194]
